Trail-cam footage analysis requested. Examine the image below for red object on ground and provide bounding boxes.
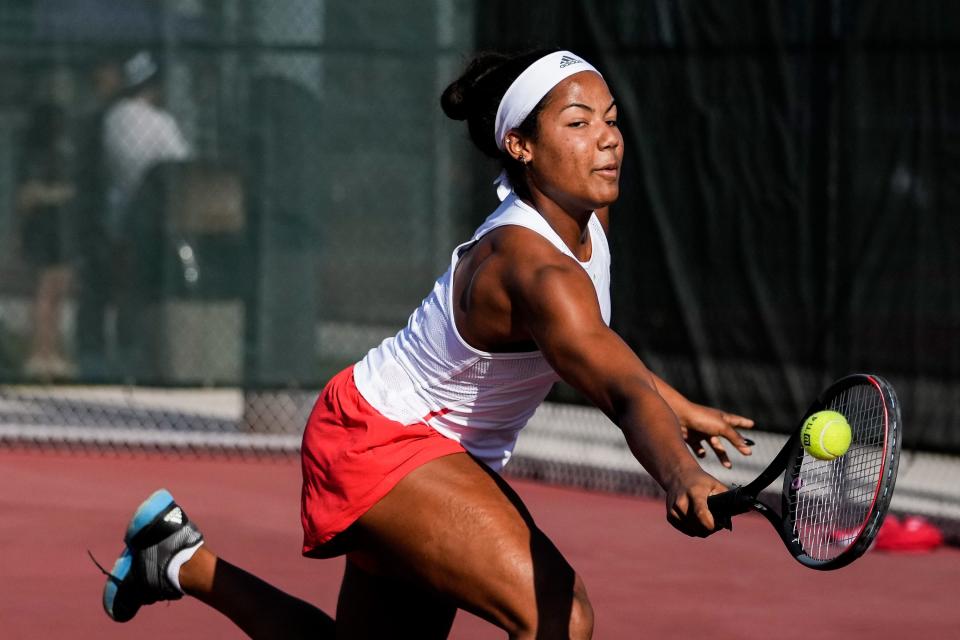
[3,449,960,639]
[874,515,945,553]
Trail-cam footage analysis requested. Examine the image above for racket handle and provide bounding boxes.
[707,487,751,532]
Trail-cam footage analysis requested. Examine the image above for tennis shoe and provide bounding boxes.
[91,488,204,622]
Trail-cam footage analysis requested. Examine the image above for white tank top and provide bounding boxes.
[353,193,611,471]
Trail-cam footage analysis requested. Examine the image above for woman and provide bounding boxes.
[97,49,753,639]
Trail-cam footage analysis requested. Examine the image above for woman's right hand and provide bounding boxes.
[664,466,727,538]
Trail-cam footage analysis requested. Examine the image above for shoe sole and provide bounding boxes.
[103,548,134,621]
[124,489,176,546]
[103,489,177,622]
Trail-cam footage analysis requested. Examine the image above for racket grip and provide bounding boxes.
[707,488,746,532]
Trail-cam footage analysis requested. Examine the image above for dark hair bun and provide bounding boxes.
[438,79,469,121]
[440,48,558,159]
[440,52,509,122]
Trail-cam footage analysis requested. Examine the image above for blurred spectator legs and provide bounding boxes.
[24,264,75,379]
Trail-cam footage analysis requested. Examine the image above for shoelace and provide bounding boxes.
[87,549,123,586]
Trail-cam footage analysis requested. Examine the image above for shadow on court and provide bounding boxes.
[2,449,958,639]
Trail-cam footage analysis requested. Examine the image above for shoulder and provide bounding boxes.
[151,106,180,129]
[106,100,172,126]
[104,100,139,133]
[106,98,137,119]
[481,225,595,308]
[481,224,576,276]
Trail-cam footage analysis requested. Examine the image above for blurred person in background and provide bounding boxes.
[102,50,191,376]
[73,56,124,379]
[15,102,77,379]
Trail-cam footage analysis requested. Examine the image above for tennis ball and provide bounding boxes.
[801,410,852,461]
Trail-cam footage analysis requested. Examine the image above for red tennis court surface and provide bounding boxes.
[3,449,958,639]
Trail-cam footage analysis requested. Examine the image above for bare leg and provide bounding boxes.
[29,268,58,359]
[177,546,334,640]
[335,559,457,639]
[27,265,73,372]
[346,453,594,639]
[45,265,72,363]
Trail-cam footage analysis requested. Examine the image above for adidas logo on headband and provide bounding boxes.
[559,55,583,68]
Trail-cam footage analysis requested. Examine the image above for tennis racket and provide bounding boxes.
[707,373,901,570]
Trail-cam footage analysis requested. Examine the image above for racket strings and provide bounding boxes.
[789,384,887,560]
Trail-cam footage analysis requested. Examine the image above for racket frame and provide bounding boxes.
[708,374,901,570]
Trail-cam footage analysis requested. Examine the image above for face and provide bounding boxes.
[93,63,123,101]
[508,71,623,213]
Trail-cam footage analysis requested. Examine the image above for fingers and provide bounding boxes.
[666,487,721,538]
[720,412,756,454]
[685,433,707,458]
[719,423,753,457]
[709,436,732,468]
[722,412,755,429]
[682,406,756,463]
[687,427,752,466]
[667,493,697,534]
[693,494,715,532]
[666,496,687,533]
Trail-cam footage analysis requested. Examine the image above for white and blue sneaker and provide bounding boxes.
[90,489,204,622]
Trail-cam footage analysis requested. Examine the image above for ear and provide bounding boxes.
[503,131,534,165]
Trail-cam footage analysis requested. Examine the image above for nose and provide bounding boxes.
[598,122,620,151]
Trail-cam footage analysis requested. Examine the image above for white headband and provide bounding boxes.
[494,50,601,152]
[492,51,601,200]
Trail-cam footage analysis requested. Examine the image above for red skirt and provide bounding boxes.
[300,366,465,557]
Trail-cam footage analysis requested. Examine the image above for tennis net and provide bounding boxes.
[2,382,957,546]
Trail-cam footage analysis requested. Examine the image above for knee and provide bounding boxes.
[569,577,594,639]
[508,576,594,640]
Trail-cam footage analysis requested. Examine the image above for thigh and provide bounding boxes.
[335,559,456,639]
[347,452,590,638]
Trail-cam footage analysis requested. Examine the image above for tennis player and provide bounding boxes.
[96,48,754,639]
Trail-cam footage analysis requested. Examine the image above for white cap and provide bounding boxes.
[123,51,159,89]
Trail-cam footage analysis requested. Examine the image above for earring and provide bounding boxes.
[520,155,528,166]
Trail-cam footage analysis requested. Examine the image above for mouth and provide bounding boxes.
[593,164,619,179]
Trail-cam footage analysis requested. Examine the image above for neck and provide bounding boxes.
[522,188,593,260]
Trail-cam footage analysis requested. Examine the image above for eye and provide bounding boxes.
[606,119,619,127]
[567,120,588,128]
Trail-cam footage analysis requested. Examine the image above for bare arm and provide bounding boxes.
[650,372,754,468]
[578,208,753,468]
[506,252,722,535]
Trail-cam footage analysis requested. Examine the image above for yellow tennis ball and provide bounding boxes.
[801,410,852,461]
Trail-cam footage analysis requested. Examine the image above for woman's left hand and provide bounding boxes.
[679,403,754,468]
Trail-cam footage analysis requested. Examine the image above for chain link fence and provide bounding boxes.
[0,0,479,388]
